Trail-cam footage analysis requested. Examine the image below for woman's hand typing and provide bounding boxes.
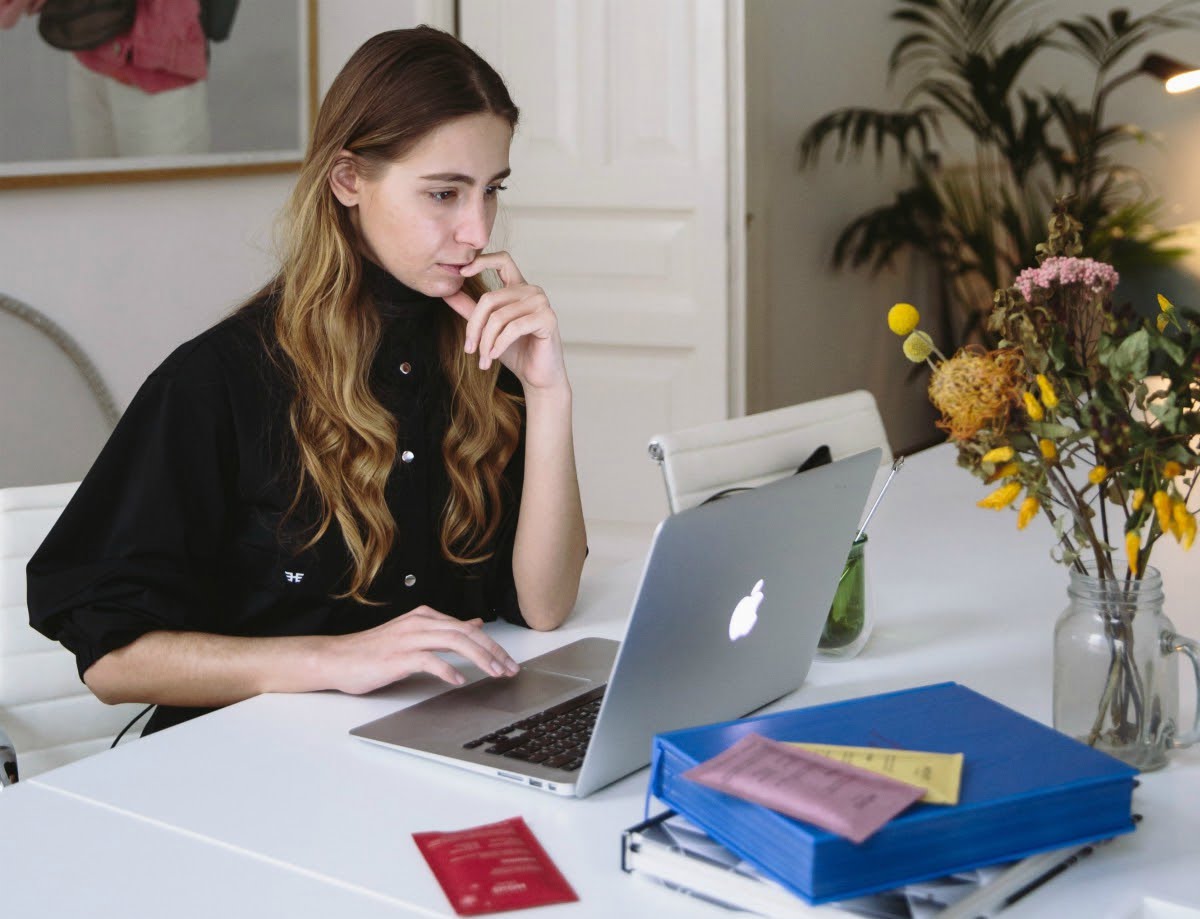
[320,606,520,695]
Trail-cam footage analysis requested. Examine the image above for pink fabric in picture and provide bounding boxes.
[74,0,206,94]
[682,732,926,844]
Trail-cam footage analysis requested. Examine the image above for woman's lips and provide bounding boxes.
[437,263,465,275]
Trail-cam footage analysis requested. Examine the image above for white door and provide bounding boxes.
[460,0,733,534]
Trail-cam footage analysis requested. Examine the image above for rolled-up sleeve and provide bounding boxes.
[27,350,237,681]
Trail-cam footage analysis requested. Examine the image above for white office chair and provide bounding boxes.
[0,293,118,488]
[0,484,147,782]
[647,390,893,514]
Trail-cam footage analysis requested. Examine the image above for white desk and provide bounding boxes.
[5,444,1199,917]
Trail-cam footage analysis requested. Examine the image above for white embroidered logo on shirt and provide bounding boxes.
[284,571,305,583]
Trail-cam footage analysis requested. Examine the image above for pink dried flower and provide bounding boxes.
[1014,257,1119,302]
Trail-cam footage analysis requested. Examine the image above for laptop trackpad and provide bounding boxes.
[453,669,591,714]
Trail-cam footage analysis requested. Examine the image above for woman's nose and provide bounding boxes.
[455,197,490,249]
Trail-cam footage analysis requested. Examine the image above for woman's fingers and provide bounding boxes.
[460,250,526,287]
[486,314,550,366]
[474,292,553,369]
[414,625,519,678]
[412,650,471,686]
[463,286,525,355]
[391,607,519,674]
[331,610,519,695]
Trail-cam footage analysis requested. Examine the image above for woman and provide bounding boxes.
[27,27,587,736]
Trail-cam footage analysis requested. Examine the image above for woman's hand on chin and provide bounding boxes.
[443,251,570,393]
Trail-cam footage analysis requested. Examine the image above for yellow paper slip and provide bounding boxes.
[787,743,963,805]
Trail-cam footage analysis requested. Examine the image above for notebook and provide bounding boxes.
[350,448,881,797]
[647,683,1139,902]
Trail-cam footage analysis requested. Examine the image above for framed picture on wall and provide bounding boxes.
[0,0,317,189]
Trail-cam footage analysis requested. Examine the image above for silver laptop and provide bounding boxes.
[351,448,880,797]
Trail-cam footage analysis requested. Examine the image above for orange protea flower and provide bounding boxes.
[928,347,1024,441]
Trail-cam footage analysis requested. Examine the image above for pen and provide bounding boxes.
[855,455,904,541]
[945,818,1136,919]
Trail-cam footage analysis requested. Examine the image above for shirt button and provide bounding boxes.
[404,574,416,587]
[399,361,412,375]
[401,450,415,464]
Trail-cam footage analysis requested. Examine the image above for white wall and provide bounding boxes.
[0,1,427,410]
[5,0,1196,468]
[748,0,1200,453]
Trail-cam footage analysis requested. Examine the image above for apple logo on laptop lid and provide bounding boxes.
[728,579,764,641]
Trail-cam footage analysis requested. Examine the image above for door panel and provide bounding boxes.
[461,0,730,526]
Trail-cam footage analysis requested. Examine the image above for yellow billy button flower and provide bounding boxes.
[1163,461,1183,479]
[902,331,935,363]
[1153,491,1172,533]
[981,446,1014,464]
[978,482,1022,510]
[888,302,921,336]
[1035,374,1059,409]
[1126,531,1141,575]
[1088,466,1108,485]
[1017,496,1039,530]
[1039,438,1057,461]
[1022,391,1044,421]
[1132,488,1146,512]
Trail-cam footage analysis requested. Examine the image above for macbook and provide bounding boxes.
[351,448,881,797]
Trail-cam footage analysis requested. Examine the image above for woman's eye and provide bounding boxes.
[430,190,456,202]
[484,183,509,197]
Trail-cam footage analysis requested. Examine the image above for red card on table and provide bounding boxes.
[413,816,578,915]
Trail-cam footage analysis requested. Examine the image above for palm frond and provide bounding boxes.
[797,107,939,168]
[797,0,1198,354]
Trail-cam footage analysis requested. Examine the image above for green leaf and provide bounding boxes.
[1158,336,1186,366]
[1149,392,1182,434]
[1028,421,1075,439]
[1108,329,1150,379]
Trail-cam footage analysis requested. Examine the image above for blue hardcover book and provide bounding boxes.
[648,682,1138,904]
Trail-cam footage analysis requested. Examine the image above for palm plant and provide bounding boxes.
[799,0,1198,349]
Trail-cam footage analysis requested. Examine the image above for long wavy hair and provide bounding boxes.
[268,27,523,603]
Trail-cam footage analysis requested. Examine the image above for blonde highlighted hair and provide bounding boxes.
[266,28,523,602]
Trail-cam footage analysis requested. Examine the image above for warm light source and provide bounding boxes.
[1138,53,1200,94]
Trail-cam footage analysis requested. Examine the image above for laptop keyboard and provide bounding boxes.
[461,685,606,772]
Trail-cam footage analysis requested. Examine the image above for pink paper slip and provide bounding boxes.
[681,732,925,843]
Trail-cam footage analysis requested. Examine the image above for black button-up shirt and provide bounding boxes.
[28,264,527,735]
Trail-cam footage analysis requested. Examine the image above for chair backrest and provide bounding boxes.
[648,390,893,514]
[0,482,144,778]
[0,294,118,488]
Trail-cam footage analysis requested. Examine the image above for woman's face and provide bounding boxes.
[330,112,513,298]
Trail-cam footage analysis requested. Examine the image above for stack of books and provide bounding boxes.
[643,683,1138,906]
[622,810,1116,918]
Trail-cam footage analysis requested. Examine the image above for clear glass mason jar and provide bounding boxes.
[1053,560,1200,771]
[817,534,873,660]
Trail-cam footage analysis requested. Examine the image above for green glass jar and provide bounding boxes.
[817,534,872,660]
